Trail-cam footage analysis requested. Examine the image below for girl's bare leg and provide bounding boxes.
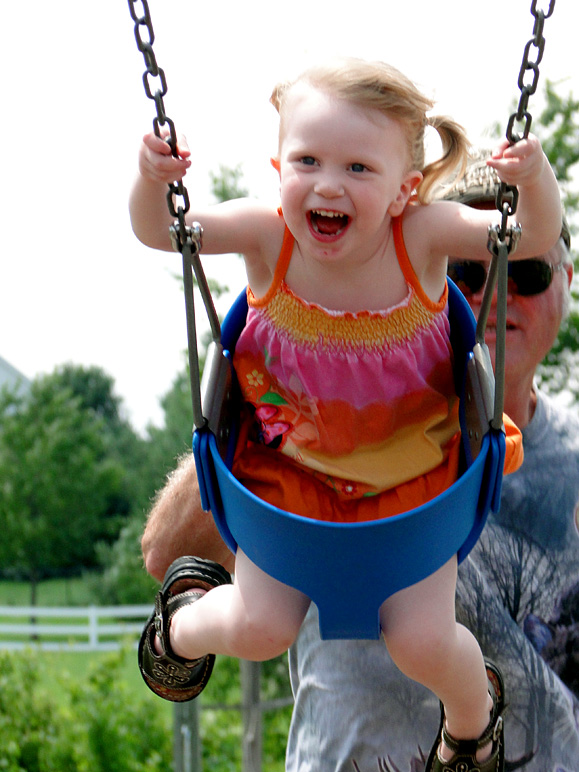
[380,557,493,761]
[169,548,311,662]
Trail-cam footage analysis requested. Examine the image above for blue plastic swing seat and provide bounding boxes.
[193,279,506,640]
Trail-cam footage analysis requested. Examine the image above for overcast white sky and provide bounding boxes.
[1,0,577,433]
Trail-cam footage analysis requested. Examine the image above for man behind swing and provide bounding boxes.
[141,155,579,771]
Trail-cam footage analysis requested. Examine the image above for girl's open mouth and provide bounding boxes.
[308,209,350,241]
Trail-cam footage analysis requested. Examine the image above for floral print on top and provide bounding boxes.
[232,214,463,516]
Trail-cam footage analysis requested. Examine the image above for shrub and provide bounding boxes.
[0,649,75,772]
[0,648,172,772]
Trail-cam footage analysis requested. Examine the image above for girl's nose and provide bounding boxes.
[314,174,344,199]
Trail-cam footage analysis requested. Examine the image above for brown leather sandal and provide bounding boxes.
[425,661,506,772]
[138,556,232,702]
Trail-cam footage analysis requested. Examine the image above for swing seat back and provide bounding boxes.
[193,279,506,639]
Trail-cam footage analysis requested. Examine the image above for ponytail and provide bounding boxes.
[417,115,470,204]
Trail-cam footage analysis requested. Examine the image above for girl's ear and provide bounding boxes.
[388,170,423,216]
[270,157,281,176]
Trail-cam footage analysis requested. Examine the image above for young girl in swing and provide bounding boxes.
[130,58,560,771]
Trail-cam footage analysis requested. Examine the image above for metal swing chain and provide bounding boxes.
[127,0,221,429]
[480,0,556,430]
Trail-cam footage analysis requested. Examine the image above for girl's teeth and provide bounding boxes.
[313,209,341,217]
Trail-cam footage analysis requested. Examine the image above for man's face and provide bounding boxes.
[447,203,571,383]
[461,250,570,383]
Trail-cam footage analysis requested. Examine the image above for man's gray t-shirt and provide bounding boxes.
[287,389,579,771]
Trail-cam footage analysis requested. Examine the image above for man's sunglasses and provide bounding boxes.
[447,258,565,298]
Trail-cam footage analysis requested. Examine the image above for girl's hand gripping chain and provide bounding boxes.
[139,130,192,185]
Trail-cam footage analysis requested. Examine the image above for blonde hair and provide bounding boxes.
[270,58,469,204]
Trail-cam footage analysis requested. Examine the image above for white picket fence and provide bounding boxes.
[0,604,151,651]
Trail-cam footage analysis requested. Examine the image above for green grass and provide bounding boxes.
[0,574,160,708]
[40,649,141,691]
[0,575,96,606]
[39,648,172,714]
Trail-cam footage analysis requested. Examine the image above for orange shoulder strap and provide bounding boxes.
[392,215,447,312]
[249,225,294,309]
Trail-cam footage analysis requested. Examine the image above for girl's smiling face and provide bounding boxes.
[275,84,422,266]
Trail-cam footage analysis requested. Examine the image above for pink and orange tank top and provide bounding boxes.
[231,215,521,523]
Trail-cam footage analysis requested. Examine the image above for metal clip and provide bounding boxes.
[154,593,164,639]
[200,341,234,452]
[487,222,522,258]
[169,220,203,255]
[464,342,496,461]
[493,713,504,742]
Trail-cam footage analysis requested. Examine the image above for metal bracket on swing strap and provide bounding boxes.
[461,229,519,459]
[461,0,554,461]
[128,0,234,435]
[169,217,234,440]
[462,197,522,460]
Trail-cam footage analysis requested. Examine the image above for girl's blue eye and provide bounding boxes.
[301,156,316,166]
[351,163,367,173]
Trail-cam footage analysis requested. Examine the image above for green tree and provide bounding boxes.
[143,366,197,489]
[90,516,158,604]
[0,376,125,602]
[45,364,153,514]
[49,363,124,426]
[209,163,248,203]
[533,82,579,396]
[537,80,579,215]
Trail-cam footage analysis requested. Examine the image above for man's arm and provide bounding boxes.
[141,452,235,581]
